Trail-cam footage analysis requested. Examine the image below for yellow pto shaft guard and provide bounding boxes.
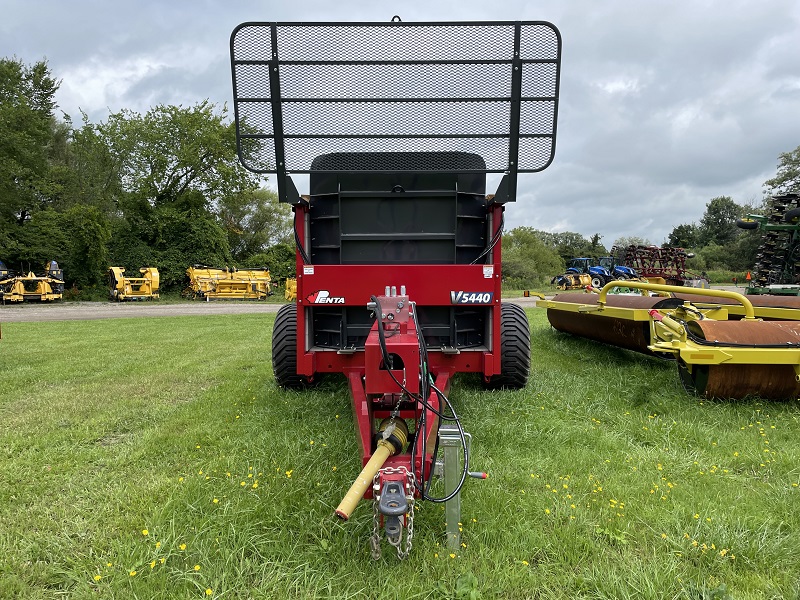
[335,419,408,521]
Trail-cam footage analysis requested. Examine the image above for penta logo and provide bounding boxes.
[306,290,345,304]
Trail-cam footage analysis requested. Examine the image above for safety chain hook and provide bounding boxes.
[370,466,416,560]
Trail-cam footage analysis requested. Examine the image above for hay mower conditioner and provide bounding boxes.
[230,19,561,557]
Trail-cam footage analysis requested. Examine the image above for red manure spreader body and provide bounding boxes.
[230,19,561,557]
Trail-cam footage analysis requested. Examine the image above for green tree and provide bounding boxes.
[697,196,742,246]
[244,243,296,281]
[764,145,800,194]
[47,113,123,214]
[667,223,700,248]
[219,187,292,261]
[612,236,651,249]
[61,205,111,287]
[535,231,599,262]
[97,101,259,207]
[7,209,68,273]
[0,57,60,226]
[588,233,607,256]
[502,226,564,287]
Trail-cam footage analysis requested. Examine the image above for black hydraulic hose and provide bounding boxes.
[294,211,311,265]
[470,212,504,265]
[369,296,470,501]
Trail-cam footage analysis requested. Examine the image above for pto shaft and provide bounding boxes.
[335,419,408,521]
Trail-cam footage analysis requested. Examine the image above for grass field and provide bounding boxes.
[1,308,799,599]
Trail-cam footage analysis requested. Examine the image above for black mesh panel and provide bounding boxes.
[230,21,561,176]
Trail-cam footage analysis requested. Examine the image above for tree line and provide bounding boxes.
[502,158,800,287]
[2,57,798,293]
[0,57,294,295]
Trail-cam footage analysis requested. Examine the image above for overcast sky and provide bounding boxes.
[3,1,799,248]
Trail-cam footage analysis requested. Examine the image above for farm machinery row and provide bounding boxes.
[542,202,800,401]
[552,246,703,291]
[0,260,64,302]
[230,19,561,557]
[108,265,279,301]
[552,256,640,290]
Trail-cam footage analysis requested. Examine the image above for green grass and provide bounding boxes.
[1,309,799,598]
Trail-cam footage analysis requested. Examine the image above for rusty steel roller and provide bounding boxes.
[679,319,800,400]
[676,294,800,308]
[547,293,684,354]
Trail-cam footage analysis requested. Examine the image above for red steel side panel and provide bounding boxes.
[292,203,505,379]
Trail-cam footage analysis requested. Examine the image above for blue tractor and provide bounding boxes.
[551,257,609,289]
[565,257,611,288]
[598,256,638,280]
[552,256,639,290]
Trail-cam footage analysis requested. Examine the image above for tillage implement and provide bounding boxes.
[539,282,800,400]
[230,18,562,557]
[736,193,800,295]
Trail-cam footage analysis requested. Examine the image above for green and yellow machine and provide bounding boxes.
[736,192,800,295]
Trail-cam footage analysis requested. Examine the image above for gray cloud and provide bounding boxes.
[2,0,799,247]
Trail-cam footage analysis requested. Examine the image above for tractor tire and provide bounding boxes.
[484,302,531,390]
[272,304,315,389]
[590,275,605,288]
[736,218,758,230]
[784,208,800,223]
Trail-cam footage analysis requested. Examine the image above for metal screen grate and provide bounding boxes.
[230,20,561,189]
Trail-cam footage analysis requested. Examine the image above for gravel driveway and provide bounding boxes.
[0,296,545,323]
[0,300,284,323]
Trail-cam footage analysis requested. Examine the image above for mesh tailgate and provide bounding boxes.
[230,21,561,179]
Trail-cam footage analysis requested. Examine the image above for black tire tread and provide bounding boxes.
[485,302,531,390]
[736,218,759,230]
[272,304,312,389]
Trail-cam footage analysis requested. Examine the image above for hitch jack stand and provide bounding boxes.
[440,424,469,550]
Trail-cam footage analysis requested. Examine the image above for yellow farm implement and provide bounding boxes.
[284,277,297,301]
[539,281,800,400]
[0,260,64,303]
[185,266,272,300]
[108,267,160,301]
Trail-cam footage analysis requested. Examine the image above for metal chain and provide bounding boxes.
[369,466,416,560]
[370,485,382,560]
